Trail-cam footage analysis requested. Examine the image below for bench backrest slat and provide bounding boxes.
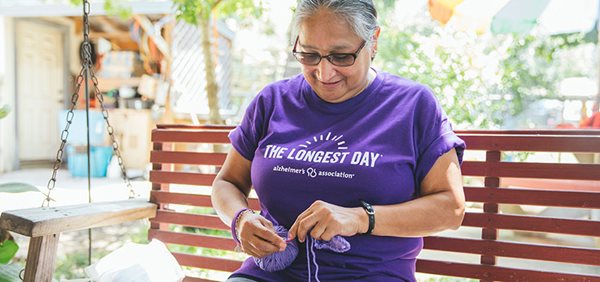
[462,213,600,236]
[424,236,600,266]
[149,125,600,281]
[462,162,600,180]
[416,259,598,281]
[464,187,600,208]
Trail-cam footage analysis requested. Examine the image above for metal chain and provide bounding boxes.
[90,68,136,198]
[44,0,136,206]
[43,69,85,207]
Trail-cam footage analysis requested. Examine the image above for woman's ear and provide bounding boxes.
[371,26,381,60]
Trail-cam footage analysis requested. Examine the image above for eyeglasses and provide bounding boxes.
[292,36,367,67]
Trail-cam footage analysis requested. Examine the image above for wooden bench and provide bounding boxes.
[1,125,599,281]
[148,125,600,281]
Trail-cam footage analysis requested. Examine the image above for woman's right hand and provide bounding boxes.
[236,213,287,258]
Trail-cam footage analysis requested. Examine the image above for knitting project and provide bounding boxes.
[253,226,351,280]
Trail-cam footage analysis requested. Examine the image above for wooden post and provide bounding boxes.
[23,234,60,282]
[150,140,173,233]
[481,150,500,282]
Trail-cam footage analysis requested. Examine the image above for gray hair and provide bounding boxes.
[292,0,379,48]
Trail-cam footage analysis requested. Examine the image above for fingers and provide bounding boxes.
[238,215,287,257]
[289,210,316,243]
[241,235,284,258]
[289,200,359,242]
[289,208,327,243]
[319,228,337,241]
[255,219,287,250]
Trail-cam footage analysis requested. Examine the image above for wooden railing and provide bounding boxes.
[148,125,600,281]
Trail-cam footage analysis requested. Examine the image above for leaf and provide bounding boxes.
[0,240,18,264]
[0,183,41,194]
[0,105,9,120]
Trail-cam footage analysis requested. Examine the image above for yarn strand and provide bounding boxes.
[310,237,321,282]
[306,237,312,282]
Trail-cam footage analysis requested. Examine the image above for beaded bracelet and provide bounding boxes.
[231,208,253,244]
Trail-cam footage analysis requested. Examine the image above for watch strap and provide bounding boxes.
[360,200,375,235]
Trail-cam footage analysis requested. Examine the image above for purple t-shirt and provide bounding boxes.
[228,70,465,282]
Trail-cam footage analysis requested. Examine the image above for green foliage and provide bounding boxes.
[173,0,264,23]
[69,0,131,19]
[377,4,592,129]
[54,251,90,279]
[0,240,18,265]
[0,105,9,120]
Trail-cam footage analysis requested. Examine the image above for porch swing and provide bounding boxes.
[0,1,156,281]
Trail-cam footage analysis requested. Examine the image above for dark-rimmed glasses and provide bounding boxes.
[292,36,366,67]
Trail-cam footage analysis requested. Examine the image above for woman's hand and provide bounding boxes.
[288,200,366,243]
[237,212,287,258]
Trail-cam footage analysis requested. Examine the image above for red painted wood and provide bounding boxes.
[149,171,216,186]
[501,178,600,192]
[152,129,231,144]
[464,187,600,208]
[456,129,600,135]
[157,124,236,130]
[150,191,213,207]
[152,211,228,230]
[151,151,227,166]
[150,191,261,210]
[424,237,600,266]
[463,213,600,236]
[459,134,600,152]
[416,259,600,281]
[149,229,237,251]
[461,161,600,180]
[481,152,500,266]
[173,252,242,272]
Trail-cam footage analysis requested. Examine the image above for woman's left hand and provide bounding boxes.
[288,200,365,242]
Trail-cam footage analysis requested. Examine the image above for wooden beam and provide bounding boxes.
[132,15,171,60]
[23,234,60,282]
[0,200,156,237]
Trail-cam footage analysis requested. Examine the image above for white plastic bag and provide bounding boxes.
[85,239,184,282]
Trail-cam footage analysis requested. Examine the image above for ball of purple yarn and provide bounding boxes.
[314,235,351,253]
[253,226,299,272]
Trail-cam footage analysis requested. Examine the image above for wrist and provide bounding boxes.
[231,208,253,244]
[355,207,369,234]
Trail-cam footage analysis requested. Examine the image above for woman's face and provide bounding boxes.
[297,9,378,103]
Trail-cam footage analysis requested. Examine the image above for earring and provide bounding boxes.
[371,50,377,61]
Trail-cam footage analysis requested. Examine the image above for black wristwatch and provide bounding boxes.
[360,200,375,235]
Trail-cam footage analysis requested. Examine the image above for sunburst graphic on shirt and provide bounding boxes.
[298,132,348,150]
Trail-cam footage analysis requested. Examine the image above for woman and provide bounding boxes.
[212,0,466,281]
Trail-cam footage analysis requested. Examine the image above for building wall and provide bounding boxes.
[0,16,17,173]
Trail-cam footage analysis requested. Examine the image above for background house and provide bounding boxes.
[0,0,236,174]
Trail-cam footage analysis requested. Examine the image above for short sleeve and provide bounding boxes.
[413,87,466,187]
[229,95,267,161]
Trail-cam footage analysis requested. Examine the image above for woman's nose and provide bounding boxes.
[316,59,336,81]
